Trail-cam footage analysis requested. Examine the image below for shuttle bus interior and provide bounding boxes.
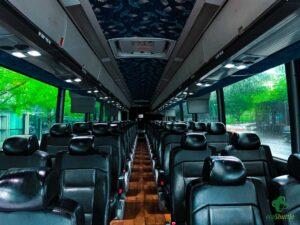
[0,0,300,225]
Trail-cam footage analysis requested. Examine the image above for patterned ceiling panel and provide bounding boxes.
[89,0,196,100]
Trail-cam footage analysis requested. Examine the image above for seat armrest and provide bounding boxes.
[52,199,84,225]
[158,170,166,187]
[117,176,126,196]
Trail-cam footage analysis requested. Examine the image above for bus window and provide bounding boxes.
[93,102,101,122]
[0,66,57,143]
[174,105,181,121]
[197,91,218,122]
[183,102,193,121]
[224,64,291,159]
[64,90,84,123]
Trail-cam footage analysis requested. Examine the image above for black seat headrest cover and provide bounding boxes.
[50,123,72,137]
[187,121,195,130]
[110,123,122,133]
[181,133,207,150]
[288,154,300,180]
[194,122,207,132]
[172,122,188,134]
[207,122,226,135]
[72,122,90,134]
[0,168,54,211]
[203,156,246,185]
[164,122,173,131]
[69,136,95,155]
[93,123,111,136]
[231,133,261,150]
[2,135,39,156]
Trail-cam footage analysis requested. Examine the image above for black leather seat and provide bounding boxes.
[190,122,207,132]
[158,122,188,170]
[92,123,125,194]
[0,135,51,175]
[56,136,111,225]
[169,133,215,225]
[205,122,231,153]
[72,122,92,136]
[40,123,74,158]
[222,132,277,189]
[0,168,84,225]
[187,156,274,225]
[153,122,173,165]
[271,154,300,224]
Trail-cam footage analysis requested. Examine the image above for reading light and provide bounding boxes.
[65,79,73,83]
[94,90,99,93]
[104,96,108,99]
[189,92,194,95]
[87,90,92,94]
[11,52,26,58]
[74,78,82,83]
[183,91,188,95]
[27,50,41,57]
[204,83,211,87]
[236,64,247,70]
[224,63,235,69]
[196,82,203,86]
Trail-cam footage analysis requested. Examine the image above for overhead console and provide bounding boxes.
[0,0,130,110]
[154,0,300,112]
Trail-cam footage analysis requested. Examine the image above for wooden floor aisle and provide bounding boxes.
[111,138,170,225]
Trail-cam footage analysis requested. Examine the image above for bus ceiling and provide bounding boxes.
[0,0,300,111]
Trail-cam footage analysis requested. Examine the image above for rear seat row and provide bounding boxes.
[0,121,137,225]
[146,121,300,225]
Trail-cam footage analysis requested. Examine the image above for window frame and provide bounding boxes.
[221,64,295,160]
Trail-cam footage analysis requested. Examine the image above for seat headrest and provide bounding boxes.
[187,121,195,130]
[72,122,91,134]
[207,122,226,135]
[172,122,188,134]
[288,154,300,180]
[164,122,173,131]
[181,133,207,150]
[2,135,39,156]
[110,123,122,133]
[203,156,246,185]
[231,133,261,150]
[50,123,72,137]
[193,122,207,132]
[0,168,54,211]
[69,136,95,155]
[93,123,111,136]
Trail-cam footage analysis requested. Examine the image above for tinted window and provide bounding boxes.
[224,65,291,159]
[64,90,84,123]
[197,91,218,122]
[183,102,193,121]
[0,66,57,143]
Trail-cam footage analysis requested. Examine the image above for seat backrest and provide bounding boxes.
[271,154,300,225]
[0,168,84,225]
[56,136,111,225]
[72,122,92,136]
[0,135,51,175]
[170,133,215,225]
[222,132,276,189]
[187,156,274,225]
[190,122,207,133]
[93,123,124,193]
[40,123,73,156]
[161,122,188,179]
[205,122,230,153]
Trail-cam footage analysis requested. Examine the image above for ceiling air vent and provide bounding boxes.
[108,37,176,59]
